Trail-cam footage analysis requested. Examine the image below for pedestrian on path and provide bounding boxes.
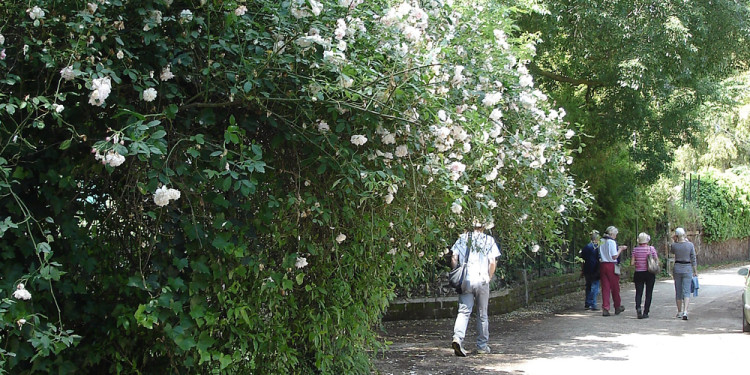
[671,227,698,320]
[579,230,601,311]
[631,232,658,319]
[450,220,501,357]
[599,226,627,316]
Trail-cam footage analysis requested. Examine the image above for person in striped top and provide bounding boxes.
[631,232,658,319]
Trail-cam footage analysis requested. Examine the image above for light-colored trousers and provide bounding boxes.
[453,281,490,350]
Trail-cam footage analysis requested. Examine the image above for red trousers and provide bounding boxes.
[599,262,621,311]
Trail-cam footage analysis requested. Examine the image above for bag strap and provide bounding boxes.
[462,232,472,265]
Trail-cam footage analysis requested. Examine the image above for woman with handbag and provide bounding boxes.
[671,227,698,320]
[631,232,658,319]
[599,226,627,317]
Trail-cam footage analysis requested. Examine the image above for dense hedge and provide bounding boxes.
[692,168,750,242]
[0,1,590,373]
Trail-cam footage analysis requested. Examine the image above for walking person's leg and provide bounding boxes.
[612,271,623,314]
[452,290,475,356]
[643,272,655,317]
[599,263,612,314]
[634,271,645,318]
[584,274,593,308]
[474,282,491,352]
[680,273,692,320]
[674,274,684,318]
[591,279,600,310]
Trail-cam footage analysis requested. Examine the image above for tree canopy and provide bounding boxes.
[517,0,750,232]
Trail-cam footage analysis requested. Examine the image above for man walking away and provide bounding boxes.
[450,220,501,357]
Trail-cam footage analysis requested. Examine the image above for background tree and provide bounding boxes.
[517,0,750,238]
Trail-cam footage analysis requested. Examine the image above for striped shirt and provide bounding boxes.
[632,245,657,272]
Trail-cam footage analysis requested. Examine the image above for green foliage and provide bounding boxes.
[0,0,590,373]
[674,71,750,171]
[691,168,750,243]
[516,0,750,244]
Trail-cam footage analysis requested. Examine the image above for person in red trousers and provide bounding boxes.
[598,226,627,316]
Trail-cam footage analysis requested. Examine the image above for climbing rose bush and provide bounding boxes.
[0,0,589,373]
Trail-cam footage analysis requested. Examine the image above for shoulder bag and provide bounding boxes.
[647,246,661,274]
[448,233,471,293]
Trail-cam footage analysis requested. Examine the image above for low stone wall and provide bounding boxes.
[383,273,584,321]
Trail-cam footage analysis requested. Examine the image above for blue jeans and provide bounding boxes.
[584,274,600,308]
[453,281,490,350]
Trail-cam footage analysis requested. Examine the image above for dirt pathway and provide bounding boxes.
[374,265,749,374]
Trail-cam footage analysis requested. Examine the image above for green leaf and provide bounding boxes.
[36,242,52,254]
[151,130,167,139]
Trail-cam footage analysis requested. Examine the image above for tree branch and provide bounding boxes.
[529,63,608,88]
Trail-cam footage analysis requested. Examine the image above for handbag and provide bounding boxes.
[448,233,471,293]
[647,247,661,274]
[614,263,621,275]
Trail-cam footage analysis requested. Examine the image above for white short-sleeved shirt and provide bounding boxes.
[599,238,618,263]
[451,231,501,284]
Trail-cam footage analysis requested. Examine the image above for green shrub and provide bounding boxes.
[691,168,750,242]
[0,0,590,373]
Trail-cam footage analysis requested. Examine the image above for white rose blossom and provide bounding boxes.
[94,149,126,167]
[381,133,396,145]
[28,6,45,20]
[88,77,112,106]
[451,201,462,214]
[179,9,193,22]
[482,92,503,107]
[317,120,330,132]
[153,185,181,207]
[160,65,175,81]
[235,6,248,16]
[13,284,32,300]
[350,135,367,146]
[537,187,548,198]
[142,88,157,102]
[60,66,76,81]
[295,257,308,269]
[395,145,408,158]
[336,233,346,243]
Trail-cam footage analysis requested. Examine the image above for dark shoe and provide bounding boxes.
[637,309,643,319]
[602,309,610,316]
[642,313,649,319]
[615,306,625,315]
[452,340,467,357]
